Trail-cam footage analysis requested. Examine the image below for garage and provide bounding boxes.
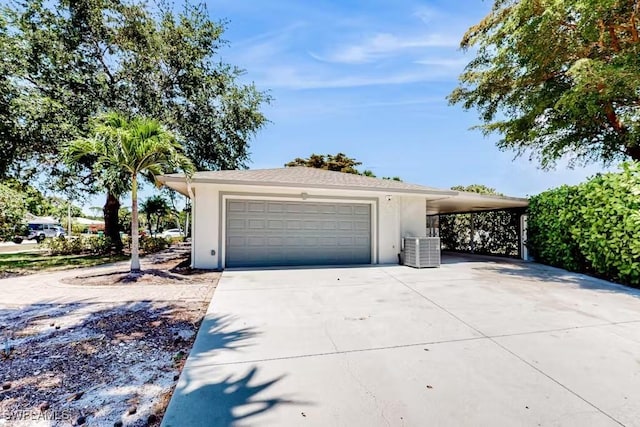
[158,167,528,269]
[225,199,372,267]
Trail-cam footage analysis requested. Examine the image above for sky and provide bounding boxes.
[87,0,611,212]
[198,0,611,198]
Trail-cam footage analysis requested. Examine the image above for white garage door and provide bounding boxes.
[225,200,371,267]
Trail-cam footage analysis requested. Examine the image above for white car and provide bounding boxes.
[25,223,66,243]
[159,229,184,238]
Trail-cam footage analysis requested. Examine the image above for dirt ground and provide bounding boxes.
[0,253,219,426]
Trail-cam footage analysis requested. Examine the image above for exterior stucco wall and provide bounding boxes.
[191,183,219,269]
[190,183,427,269]
[400,197,427,237]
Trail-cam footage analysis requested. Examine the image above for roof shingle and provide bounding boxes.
[163,167,454,195]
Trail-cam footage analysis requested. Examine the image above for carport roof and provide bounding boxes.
[158,167,528,214]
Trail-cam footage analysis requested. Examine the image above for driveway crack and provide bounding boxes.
[343,355,391,427]
[322,323,391,425]
[322,322,339,353]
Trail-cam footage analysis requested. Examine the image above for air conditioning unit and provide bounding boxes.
[403,237,441,268]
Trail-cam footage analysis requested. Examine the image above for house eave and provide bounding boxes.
[158,175,530,214]
[158,175,458,198]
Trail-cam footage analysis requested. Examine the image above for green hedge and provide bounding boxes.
[527,162,640,286]
[42,236,114,256]
[43,235,171,256]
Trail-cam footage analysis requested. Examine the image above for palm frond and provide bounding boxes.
[63,111,195,195]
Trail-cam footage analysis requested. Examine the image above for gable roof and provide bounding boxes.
[158,167,529,213]
[160,167,457,196]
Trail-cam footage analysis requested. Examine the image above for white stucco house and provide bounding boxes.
[158,167,528,269]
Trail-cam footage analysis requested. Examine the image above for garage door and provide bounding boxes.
[225,200,371,267]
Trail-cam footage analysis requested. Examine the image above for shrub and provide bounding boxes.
[167,236,183,245]
[43,236,84,255]
[71,223,88,235]
[85,236,113,254]
[527,185,585,272]
[527,162,640,286]
[42,235,114,256]
[571,163,640,284]
[139,236,170,254]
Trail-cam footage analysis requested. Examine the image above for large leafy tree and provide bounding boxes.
[1,180,53,216]
[0,183,26,241]
[0,180,84,223]
[0,0,269,245]
[449,0,640,168]
[66,112,194,273]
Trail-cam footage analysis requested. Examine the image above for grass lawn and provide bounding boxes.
[0,252,128,276]
[0,243,41,254]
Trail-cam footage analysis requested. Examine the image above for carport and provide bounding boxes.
[432,209,529,261]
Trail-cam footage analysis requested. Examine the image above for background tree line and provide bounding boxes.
[285,153,402,181]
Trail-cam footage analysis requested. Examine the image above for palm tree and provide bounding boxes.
[66,112,194,273]
[141,195,171,237]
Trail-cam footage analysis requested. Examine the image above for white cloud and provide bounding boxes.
[228,22,306,65]
[267,96,445,118]
[222,7,467,91]
[342,97,443,109]
[310,32,459,64]
[257,65,455,90]
[413,5,442,24]
[234,22,307,48]
[414,57,468,68]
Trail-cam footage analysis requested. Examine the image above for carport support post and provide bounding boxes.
[516,212,522,260]
[469,213,475,254]
[520,214,529,261]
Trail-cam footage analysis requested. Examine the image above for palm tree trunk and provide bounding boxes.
[147,212,153,237]
[103,192,123,252]
[130,175,141,272]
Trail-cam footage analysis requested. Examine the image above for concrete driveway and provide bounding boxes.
[163,255,640,427]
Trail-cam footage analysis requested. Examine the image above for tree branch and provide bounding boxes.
[630,0,640,42]
[20,75,54,97]
[92,40,116,86]
[608,24,622,51]
[603,102,624,133]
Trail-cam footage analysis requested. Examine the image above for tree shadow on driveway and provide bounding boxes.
[162,314,310,427]
[440,252,640,299]
[474,260,640,300]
